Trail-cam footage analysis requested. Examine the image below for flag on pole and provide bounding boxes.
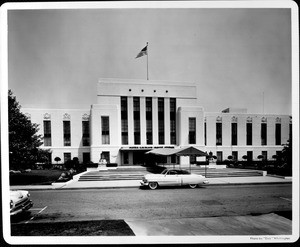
[135,45,148,58]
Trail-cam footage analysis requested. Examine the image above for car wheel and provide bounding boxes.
[189,184,197,189]
[148,182,158,190]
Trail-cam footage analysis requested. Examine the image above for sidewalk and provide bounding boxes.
[10,174,292,190]
[125,212,292,236]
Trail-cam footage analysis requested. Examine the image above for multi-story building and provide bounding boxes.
[22,78,292,166]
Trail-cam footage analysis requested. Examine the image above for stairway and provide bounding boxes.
[78,167,263,182]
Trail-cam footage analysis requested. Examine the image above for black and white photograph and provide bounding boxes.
[1,0,299,245]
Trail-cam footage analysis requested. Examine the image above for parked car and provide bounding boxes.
[10,190,33,216]
[141,168,209,190]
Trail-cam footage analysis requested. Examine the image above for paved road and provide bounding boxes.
[12,184,292,224]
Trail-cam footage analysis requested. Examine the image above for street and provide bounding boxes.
[11,184,292,224]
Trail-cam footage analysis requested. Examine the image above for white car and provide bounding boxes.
[141,169,209,189]
[10,190,33,216]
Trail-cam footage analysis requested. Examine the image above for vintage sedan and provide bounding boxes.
[141,169,209,189]
[10,190,33,216]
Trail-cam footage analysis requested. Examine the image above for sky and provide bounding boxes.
[7,5,292,115]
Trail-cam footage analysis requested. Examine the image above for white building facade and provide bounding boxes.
[22,78,292,166]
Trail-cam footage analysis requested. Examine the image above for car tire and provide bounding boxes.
[189,184,197,189]
[148,182,158,190]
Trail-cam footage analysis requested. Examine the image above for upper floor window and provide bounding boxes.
[231,122,237,146]
[275,123,281,145]
[101,116,110,144]
[43,120,52,146]
[158,98,164,144]
[261,123,267,146]
[216,122,222,146]
[133,97,140,112]
[246,122,252,145]
[170,98,176,145]
[63,121,71,146]
[189,118,196,144]
[82,121,90,146]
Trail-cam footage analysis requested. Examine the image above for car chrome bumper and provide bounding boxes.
[140,181,149,186]
[10,200,33,216]
[202,180,209,185]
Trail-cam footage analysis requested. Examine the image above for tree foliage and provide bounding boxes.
[8,90,50,169]
[280,140,292,169]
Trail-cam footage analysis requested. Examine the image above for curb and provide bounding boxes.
[11,180,292,191]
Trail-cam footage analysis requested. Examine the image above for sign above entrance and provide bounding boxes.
[120,146,175,151]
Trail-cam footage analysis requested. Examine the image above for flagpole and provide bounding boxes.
[146,42,149,80]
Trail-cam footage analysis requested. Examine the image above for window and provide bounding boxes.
[121,97,128,112]
[232,151,238,161]
[101,116,110,144]
[133,97,141,145]
[146,119,153,145]
[43,120,51,146]
[247,151,253,161]
[262,151,268,160]
[133,97,140,112]
[189,118,196,144]
[170,120,176,145]
[64,153,71,163]
[123,152,129,165]
[83,153,90,163]
[82,121,90,146]
[216,122,222,145]
[231,123,237,146]
[101,151,110,163]
[121,97,128,145]
[63,121,71,146]
[261,123,267,145]
[134,120,141,145]
[190,155,196,164]
[121,119,128,145]
[146,97,153,145]
[216,151,223,162]
[170,98,176,145]
[275,123,281,145]
[158,98,164,144]
[246,123,252,145]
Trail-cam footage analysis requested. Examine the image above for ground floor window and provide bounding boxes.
[232,151,238,161]
[216,151,223,162]
[190,155,196,164]
[83,152,90,163]
[64,153,71,163]
[123,152,129,165]
[262,151,268,160]
[247,151,253,161]
[101,151,110,163]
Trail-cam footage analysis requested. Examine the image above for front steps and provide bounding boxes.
[78,167,264,182]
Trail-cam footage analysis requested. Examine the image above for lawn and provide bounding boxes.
[9,169,63,185]
[11,220,135,236]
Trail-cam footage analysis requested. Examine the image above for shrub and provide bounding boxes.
[106,163,118,167]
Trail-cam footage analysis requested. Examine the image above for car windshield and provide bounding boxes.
[161,169,168,175]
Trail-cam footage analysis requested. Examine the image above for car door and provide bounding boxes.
[178,170,195,185]
[161,170,181,186]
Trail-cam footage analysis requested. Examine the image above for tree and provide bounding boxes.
[8,90,50,169]
[280,140,292,169]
